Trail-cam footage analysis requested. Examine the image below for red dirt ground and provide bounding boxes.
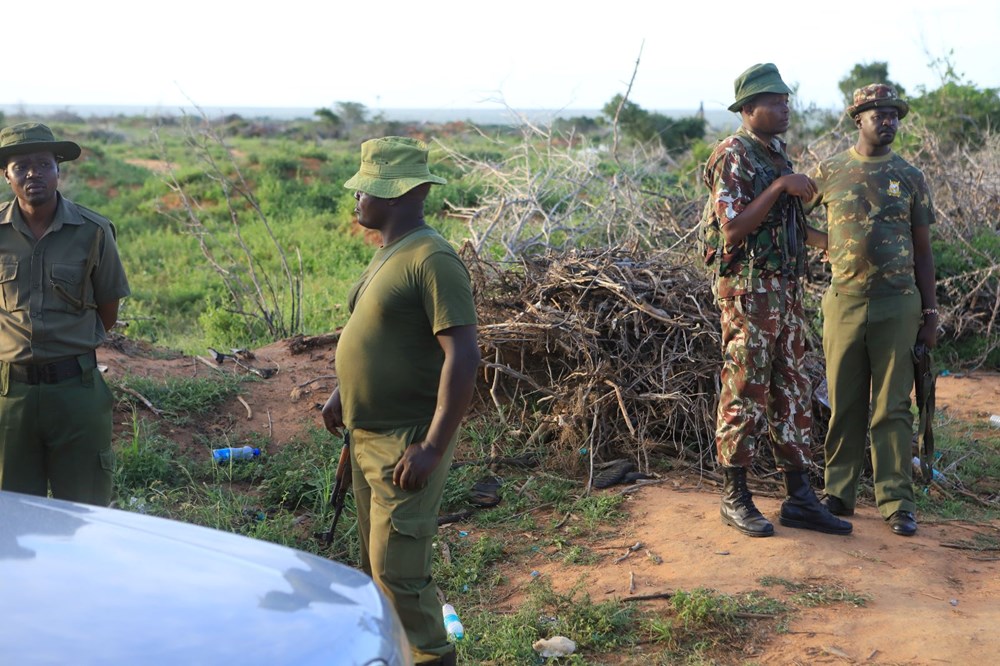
[99,338,1000,665]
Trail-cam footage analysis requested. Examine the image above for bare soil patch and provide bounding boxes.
[124,158,174,175]
[97,338,1000,664]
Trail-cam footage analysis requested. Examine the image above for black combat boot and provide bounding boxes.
[423,649,457,666]
[779,470,853,535]
[720,466,774,537]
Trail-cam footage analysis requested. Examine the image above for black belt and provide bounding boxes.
[8,350,96,385]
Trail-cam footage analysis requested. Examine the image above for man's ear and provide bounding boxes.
[854,115,863,130]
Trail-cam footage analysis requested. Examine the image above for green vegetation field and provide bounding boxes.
[3,58,999,663]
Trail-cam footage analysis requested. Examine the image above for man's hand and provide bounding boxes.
[321,388,344,436]
[917,316,938,349]
[778,173,817,200]
[393,441,444,491]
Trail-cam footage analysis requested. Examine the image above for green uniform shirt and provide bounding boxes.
[809,148,935,296]
[0,195,130,363]
[335,226,477,430]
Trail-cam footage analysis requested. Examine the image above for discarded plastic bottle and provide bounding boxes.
[212,446,261,462]
[990,415,1000,429]
[442,603,464,641]
[912,456,943,482]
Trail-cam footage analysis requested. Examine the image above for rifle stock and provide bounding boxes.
[324,432,352,546]
[912,344,936,484]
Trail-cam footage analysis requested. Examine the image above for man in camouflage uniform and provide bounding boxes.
[704,63,851,537]
[0,123,130,506]
[808,85,938,537]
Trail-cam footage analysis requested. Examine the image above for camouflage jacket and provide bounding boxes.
[702,127,805,297]
[807,148,935,296]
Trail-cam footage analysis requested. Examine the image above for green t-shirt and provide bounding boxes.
[335,226,477,429]
[809,148,935,296]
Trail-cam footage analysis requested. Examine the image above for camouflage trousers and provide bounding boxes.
[715,276,813,469]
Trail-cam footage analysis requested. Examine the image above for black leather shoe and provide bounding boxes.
[820,494,854,517]
[888,511,917,536]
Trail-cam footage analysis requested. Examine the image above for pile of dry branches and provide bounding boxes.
[916,131,1000,367]
[463,244,827,480]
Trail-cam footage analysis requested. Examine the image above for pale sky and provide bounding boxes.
[6,0,998,115]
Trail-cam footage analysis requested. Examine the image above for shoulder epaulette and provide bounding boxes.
[74,203,112,226]
[69,200,118,240]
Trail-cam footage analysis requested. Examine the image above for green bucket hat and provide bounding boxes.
[728,63,793,112]
[0,122,81,164]
[847,83,909,119]
[343,136,447,199]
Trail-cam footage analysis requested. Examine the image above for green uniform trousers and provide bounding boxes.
[822,289,920,518]
[0,356,115,506]
[350,424,457,664]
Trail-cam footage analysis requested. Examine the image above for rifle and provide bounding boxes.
[785,196,800,260]
[912,344,936,484]
[322,432,352,546]
[786,196,811,278]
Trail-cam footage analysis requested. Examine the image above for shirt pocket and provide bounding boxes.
[0,257,24,312]
[47,261,91,313]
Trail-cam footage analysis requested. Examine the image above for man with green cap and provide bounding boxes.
[807,84,938,537]
[0,122,130,506]
[321,136,479,665]
[703,64,851,538]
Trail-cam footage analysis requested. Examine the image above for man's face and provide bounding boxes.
[353,190,392,230]
[743,93,791,135]
[4,151,60,207]
[856,107,899,147]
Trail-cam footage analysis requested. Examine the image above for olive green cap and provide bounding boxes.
[728,63,793,112]
[343,136,446,199]
[0,122,81,163]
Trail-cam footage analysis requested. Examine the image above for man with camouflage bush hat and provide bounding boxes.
[322,137,479,665]
[703,63,851,538]
[0,122,130,506]
[807,84,938,537]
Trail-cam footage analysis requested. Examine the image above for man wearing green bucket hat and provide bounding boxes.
[322,137,479,665]
[0,122,130,506]
[807,84,937,537]
[703,64,851,538]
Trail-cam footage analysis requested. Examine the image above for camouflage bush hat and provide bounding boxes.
[728,63,793,112]
[343,136,447,199]
[0,122,81,163]
[847,84,909,119]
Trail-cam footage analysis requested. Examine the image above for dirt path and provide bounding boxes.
[496,480,999,664]
[100,340,1000,664]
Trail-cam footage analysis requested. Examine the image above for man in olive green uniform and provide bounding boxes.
[322,137,479,666]
[0,123,130,506]
[704,63,851,538]
[808,85,938,536]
